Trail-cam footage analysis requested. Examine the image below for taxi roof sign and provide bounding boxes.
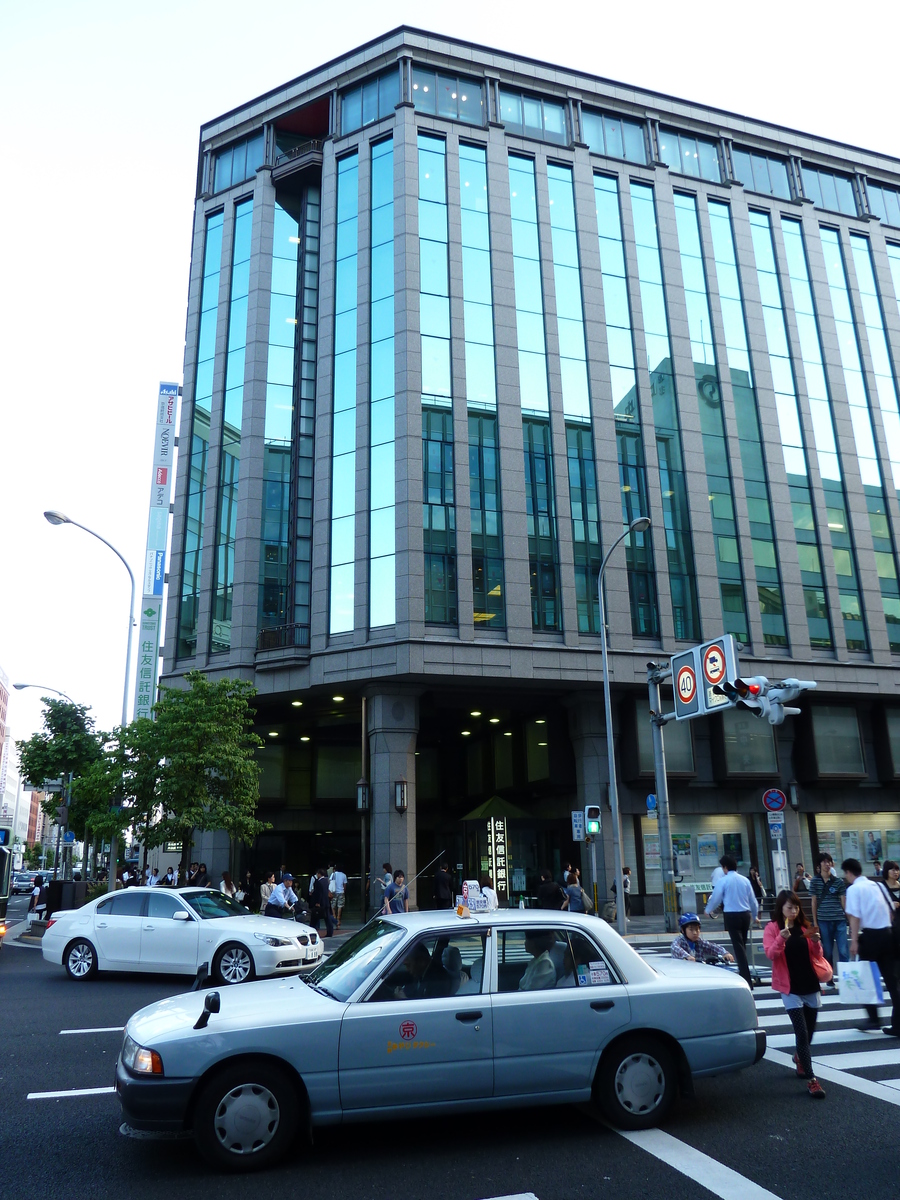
[672,635,740,721]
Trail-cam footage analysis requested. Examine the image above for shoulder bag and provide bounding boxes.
[580,887,594,914]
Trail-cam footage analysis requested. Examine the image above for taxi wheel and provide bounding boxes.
[595,1035,676,1129]
[213,942,256,986]
[64,938,98,981]
[194,1061,300,1171]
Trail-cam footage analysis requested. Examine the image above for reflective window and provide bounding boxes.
[423,409,457,625]
[330,153,359,635]
[496,928,615,992]
[707,201,788,648]
[419,135,451,405]
[469,414,505,628]
[178,213,223,657]
[566,426,602,632]
[102,892,145,917]
[459,143,497,410]
[548,164,590,420]
[370,933,487,1001]
[509,155,549,414]
[412,66,484,126]
[801,167,858,216]
[812,706,865,775]
[582,109,646,163]
[341,69,399,134]
[499,89,568,145]
[886,709,900,774]
[594,175,658,637]
[636,697,693,773]
[147,892,185,919]
[211,199,253,654]
[747,211,832,649]
[722,707,777,774]
[658,127,721,182]
[213,132,265,193]
[867,182,900,228]
[370,138,395,629]
[673,194,748,643]
[731,148,791,199]
[630,182,699,640]
[524,420,561,631]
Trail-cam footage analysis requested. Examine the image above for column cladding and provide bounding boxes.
[367,693,419,909]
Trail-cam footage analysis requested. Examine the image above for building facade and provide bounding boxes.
[162,28,900,911]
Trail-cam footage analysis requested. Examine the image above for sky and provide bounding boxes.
[1,0,897,747]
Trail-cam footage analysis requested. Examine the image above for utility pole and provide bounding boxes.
[648,662,678,933]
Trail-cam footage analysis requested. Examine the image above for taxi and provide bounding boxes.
[116,909,765,1171]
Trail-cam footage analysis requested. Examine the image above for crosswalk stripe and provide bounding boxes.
[615,1126,784,1199]
[765,1047,900,1106]
[880,1078,900,1090]
[812,1047,900,1069]
[758,1007,886,1028]
[766,1028,889,1049]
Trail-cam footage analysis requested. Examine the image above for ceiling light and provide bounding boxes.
[489,717,500,724]
[538,741,548,747]
[300,735,310,742]
[535,719,545,724]
[291,700,303,707]
[268,731,279,737]
[503,731,512,738]
[470,710,482,717]
[332,695,344,702]
[461,94,467,102]
[461,730,471,737]
[451,92,457,99]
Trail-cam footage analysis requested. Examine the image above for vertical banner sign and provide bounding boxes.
[133,383,178,722]
[487,817,508,903]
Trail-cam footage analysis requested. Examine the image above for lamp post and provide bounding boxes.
[598,516,651,937]
[44,511,136,892]
[13,683,76,704]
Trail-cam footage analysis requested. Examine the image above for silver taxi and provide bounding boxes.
[116,909,764,1170]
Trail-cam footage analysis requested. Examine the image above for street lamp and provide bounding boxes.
[44,510,136,891]
[13,682,77,704]
[598,515,651,937]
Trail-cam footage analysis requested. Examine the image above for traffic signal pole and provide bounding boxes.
[648,663,678,933]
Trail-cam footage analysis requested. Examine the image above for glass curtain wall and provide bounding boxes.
[844,236,900,647]
[469,413,505,626]
[547,163,600,631]
[747,212,833,649]
[177,212,223,658]
[423,410,457,624]
[780,219,868,650]
[523,420,561,630]
[629,182,699,640]
[707,201,788,647]
[593,174,658,637]
[329,153,359,635]
[211,198,253,653]
[672,194,748,642]
[292,187,320,637]
[369,138,396,628]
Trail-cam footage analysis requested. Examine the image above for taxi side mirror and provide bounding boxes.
[173,910,191,922]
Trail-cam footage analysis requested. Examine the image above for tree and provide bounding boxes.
[76,718,165,854]
[23,844,42,869]
[152,672,268,875]
[16,700,103,838]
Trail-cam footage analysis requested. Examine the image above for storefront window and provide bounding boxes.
[812,706,865,775]
[635,699,693,774]
[887,710,900,776]
[526,719,550,780]
[722,708,777,775]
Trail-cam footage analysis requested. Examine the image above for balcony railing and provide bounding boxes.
[274,139,324,167]
[256,623,311,652]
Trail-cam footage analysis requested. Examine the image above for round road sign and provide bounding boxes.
[676,665,697,705]
[703,644,726,686]
[762,788,787,812]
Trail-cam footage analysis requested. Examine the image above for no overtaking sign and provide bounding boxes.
[672,635,739,720]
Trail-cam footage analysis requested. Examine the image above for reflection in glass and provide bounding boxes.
[582,110,647,163]
[330,154,359,634]
[747,211,832,649]
[178,212,223,657]
[658,128,721,182]
[213,131,265,193]
[731,148,791,199]
[469,414,505,628]
[370,138,395,628]
[412,66,484,125]
[524,420,561,630]
[341,69,400,135]
[423,410,457,624]
[509,156,549,414]
[801,167,857,216]
[499,89,567,145]
[867,182,900,228]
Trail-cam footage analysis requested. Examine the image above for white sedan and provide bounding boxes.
[42,887,323,985]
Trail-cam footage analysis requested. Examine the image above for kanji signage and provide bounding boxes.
[487,817,508,902]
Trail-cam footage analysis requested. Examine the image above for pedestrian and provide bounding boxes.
[558,860,574,889]
[873,859,883,879]
[763,890,829,1099]
[260,871,276,912]
[382,869,409,914]
[311,867,335,937]
[705,856,760,987]
[809,852,847,986]
[793,862,811,893]
[480,874,499,911]
[241,868,254,904]
[537,868,566,910]
[434,861,455,910]
[148,867,161,887]
[882,860,900,907]
[844,857,900,1036]
[265,872,298,918]
[196,863,210,887]
[330,862,348,928]
[219,871,238,899]
[749,866,765,904]
[611,868,632,918]
[671,913,734,964]
[565,871,584,913]
[162,866,176,887]
[29,874,47,922]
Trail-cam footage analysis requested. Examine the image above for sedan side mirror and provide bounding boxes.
[193,991,221,1030]
[173,910,191,921]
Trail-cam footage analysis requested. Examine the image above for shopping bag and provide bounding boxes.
[837,960,884,1006]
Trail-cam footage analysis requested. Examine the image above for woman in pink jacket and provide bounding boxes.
[763,890,830,1099]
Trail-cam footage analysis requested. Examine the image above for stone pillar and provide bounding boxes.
[368,692,419,908]
[566,695,611,906]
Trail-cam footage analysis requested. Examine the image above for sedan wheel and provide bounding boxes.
[213,942,255,986]
[65,939,98,981]
[194,1062,300,1171]
[595,1036,676,1129]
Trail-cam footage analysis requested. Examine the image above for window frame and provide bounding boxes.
[658,126,722,183]
[362,930,490,1001]
[581,107,648,165]
[494,925,623,993]
[498,87,569,146]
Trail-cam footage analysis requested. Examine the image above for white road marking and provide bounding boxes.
[28,1086,116,1100]
[765,1047,900,1106]
[616,1126,784,1199]
[758,1006,886,1027]
[880,1078,900,1090]
[478,1195,539,1200]
[59,1026,124,1035]
[766,1028,888,1049]
[812,1047,900,1069]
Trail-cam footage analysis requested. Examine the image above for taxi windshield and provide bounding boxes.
[308,919,405,1001]
[184,890,250,919]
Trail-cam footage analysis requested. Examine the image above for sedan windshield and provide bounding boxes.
[183,890,250,920]
[308,919,405,1001]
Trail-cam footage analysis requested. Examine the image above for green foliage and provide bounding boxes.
[76,718,163,845]
[16,700,103,838]
[23,844,42,869]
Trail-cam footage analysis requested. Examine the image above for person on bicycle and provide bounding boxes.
[671,913,735,964]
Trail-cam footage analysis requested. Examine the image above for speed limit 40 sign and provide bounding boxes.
[672,635,739,720]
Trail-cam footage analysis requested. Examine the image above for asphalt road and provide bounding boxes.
[2,938,897,1200]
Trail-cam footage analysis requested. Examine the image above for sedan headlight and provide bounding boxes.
[254,933,293,947]
[121,1034,164,1075]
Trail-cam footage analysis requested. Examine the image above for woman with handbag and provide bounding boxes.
[764,890,831,1099]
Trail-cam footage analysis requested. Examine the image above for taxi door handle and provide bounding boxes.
[143,924,156,931]
[97,922,108,928]
[591,1000,614,1012]
[455,1011,482,1023]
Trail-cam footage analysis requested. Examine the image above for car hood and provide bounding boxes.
[126,975,339,1048]
[196,913,318,939]
[648,956,748,986]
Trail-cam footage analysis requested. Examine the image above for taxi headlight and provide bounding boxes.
[254,933,292,947]
[122,1034,164,1075]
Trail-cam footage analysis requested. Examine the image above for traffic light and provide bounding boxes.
[766,678,816,725]
[713,676,770,718]
[584,806,602,836]
[56,805,69,825]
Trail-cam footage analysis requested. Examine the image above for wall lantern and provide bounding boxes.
[356,778,369,812]
[394,778,408,812]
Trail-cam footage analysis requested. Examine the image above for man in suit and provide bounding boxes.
[311,866,334,937]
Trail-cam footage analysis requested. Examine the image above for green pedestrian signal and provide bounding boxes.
[584,805,601,836]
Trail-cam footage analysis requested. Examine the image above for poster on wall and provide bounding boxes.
[818,830,837,860]
[697,834,719,868]
[672,835,693,875]
[886,831,900,862]
[643,834,661,870]
[722,833,743,863]
[864,831,883,862]
[841,830,860,860]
